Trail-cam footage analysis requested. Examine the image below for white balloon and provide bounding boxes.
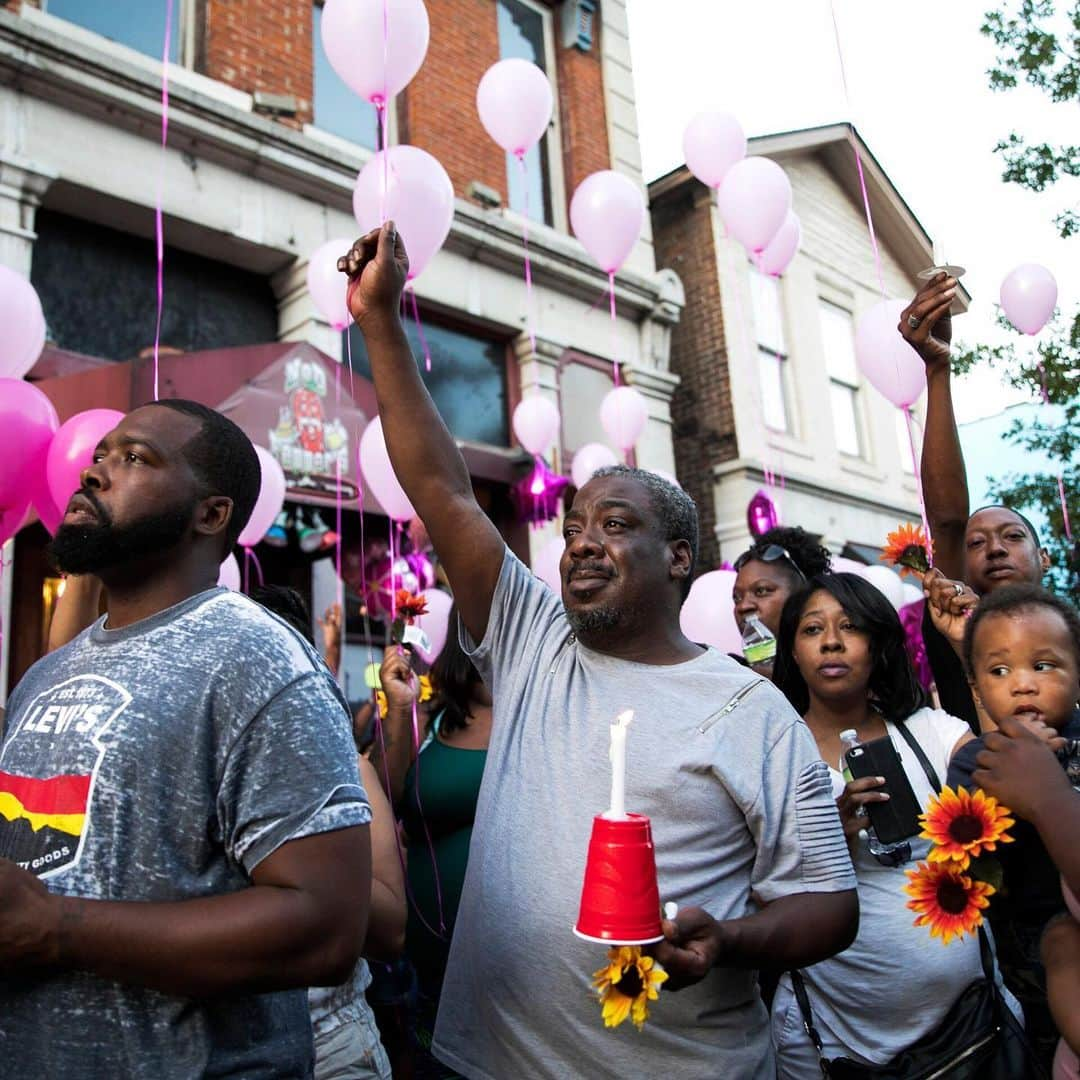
[532,536,564,593]
[599,386,649,452]
[860,564,906,611]
[571,443,619,489]
[680,570,742,653]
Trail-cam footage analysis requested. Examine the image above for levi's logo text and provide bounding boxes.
[0,675,131,877]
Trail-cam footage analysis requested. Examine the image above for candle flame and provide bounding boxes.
[615,710,633,729]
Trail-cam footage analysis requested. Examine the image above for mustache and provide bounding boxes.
[73,489,110,525]
[567,561,613,581]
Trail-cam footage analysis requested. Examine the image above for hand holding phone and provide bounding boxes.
[844,736,923,846]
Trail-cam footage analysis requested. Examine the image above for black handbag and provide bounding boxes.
[787,722,1046,1080]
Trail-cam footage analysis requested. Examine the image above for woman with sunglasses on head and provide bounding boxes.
[732,527,832,679]
[769,572,1020,1076]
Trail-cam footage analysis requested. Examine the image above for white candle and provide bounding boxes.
[607,710,634,819]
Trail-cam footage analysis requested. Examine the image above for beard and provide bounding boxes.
[566,603,623,638]
[48,494,195,576]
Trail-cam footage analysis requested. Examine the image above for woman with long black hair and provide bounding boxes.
[769,572,1018,1076]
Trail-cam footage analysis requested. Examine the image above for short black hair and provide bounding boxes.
[591,465,699,598]
[153,399,261,551]
[734,526,832,584]
[963,583,1080,676]
[250,584,314,644]
[968,505,1043,551]
[774,572,928,723]
[429,601,482,736]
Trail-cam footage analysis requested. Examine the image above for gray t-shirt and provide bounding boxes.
[0,588,371,1078]
[432,551,855,1080]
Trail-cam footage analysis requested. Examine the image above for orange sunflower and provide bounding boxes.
[395,590,429,620]
[882,523,933,577]
[592,946,668,1031]
[905,861,995,944]
[920,785,1015,870]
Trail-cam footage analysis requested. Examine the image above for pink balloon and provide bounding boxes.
[532,535,564,593]
[860,564,906,611]
[31,459,64,536]
[1000,263,1058,335]
[0,266,46,379]
[307,237,354,331]
[0,493,29,547]
[46,408,124,521]
[218,553,241,591]
[571,442,618,489]
[682,110,746,189]
[599,386,648,451]
[415,587,453,663]
[359,416,415,521]
[238,445,287,548]
[0,378,58,512]
[649,468,682,490]
[353,146,454,281]
[854,299,926,409]
[830,556,868,577]
[717,157,792,254]
[320,0,429,105]
[680,570,741,652]
[476,58,553,157]
[758,211,801,277]
[570,170,645,274]
[512,397,561,456]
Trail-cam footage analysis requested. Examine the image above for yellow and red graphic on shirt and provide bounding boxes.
[0,769,91,837]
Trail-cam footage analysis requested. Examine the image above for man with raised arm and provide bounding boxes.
[899,275,1051,730]
[340,224,858,1079]
[0,400,372,1077]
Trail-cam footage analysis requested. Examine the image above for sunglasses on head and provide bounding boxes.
[735,544,807,582]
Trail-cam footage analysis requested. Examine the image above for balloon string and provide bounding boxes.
[829,2,886,301]
[409,696,447,936]
[518,153,537,357]
[346,319,356,406]
[388,519,398,622]
[243,545,265,589]
[335,457,345,682]
[409,286,431,373]
[1037,363,1073,540]
[608,270,619,387]
[904,406,934,566]
[152,0,174,402]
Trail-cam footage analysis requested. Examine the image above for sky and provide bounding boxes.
[625,0,1079,424]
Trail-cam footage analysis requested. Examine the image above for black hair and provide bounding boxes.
[590,465,699,599]
[734,526,833,585]
[963,583,1080,676]
[429,602,482,736]
[774,572,928,723]
[968,504,1043,551]
[152,399,261,551]
[250,584,314,645]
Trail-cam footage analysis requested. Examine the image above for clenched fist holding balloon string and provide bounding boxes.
[337,223,410,330]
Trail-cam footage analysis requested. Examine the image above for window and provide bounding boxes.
[346,319,509,446]
[749,267,790,433]
[559,357,614,457]
[818,299,862,457]
[312,3,380,149]
[497,0,555,226]
[42,0,183,62]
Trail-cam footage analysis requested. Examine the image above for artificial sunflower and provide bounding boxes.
[592,946,668,1031]
[905,861,995,944]
[375,674,433,718]
[920,785,1015,870]
[882,522,933,577]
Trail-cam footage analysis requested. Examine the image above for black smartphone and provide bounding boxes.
[844,736,923,845]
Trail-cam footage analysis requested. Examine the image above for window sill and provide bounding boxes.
[839,454,886,483]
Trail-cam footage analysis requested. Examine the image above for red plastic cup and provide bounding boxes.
[573,813,663,945]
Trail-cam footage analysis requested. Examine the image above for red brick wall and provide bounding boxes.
[554,15,609,201]
[397,0,505,206]
[650,180,737,571]
[199,0,313,127]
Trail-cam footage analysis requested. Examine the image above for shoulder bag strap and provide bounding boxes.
[788,970,832,1077]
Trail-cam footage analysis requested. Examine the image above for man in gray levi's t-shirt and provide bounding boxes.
[0,401,372,1078]
[339,222,858,1080]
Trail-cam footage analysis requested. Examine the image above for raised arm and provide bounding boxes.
[340,224,506,644]
[0,826,371,997]
[898,273,967,580]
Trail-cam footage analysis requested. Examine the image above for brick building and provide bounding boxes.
[649,124,970,570]
[0,0,684,699]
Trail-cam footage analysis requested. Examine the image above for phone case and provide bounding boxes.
[844,736,923,845]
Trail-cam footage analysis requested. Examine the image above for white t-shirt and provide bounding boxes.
[773,707,989,1067]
